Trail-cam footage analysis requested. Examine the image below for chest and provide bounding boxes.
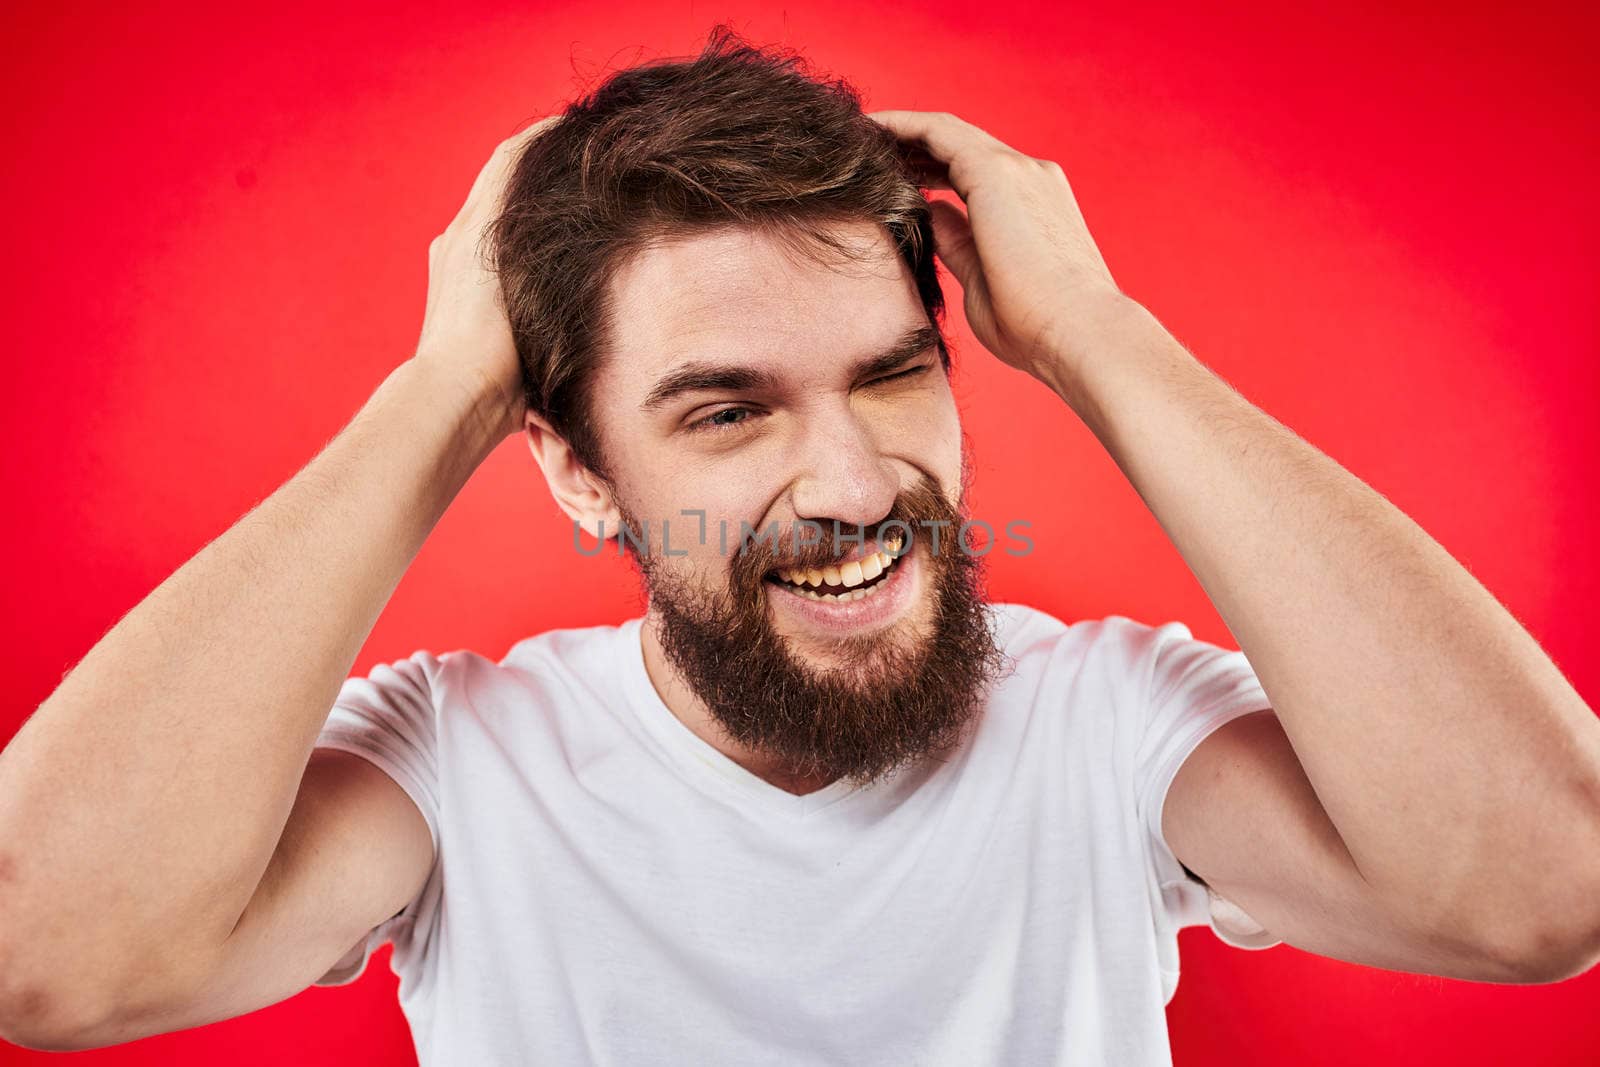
[417,732,1167,1066]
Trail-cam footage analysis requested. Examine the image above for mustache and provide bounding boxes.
[744,523,907,574]
[731,481,960,578]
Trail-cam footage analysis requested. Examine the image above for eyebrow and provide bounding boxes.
[639,324,942,414]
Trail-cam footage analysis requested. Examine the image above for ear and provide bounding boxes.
[523,411,622,541]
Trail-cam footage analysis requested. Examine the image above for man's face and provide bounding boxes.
[577,220,1006,786]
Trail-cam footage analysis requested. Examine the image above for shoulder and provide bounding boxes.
[498,618,637,682]
[345,620,635,726]
[987,601,1190,671]
[450,618,643,727]
[984,605,1238,727]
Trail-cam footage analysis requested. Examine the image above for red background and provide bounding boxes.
[3,1,1597,1063]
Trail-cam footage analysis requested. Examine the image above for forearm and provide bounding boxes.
[0,355,506,997]
[1044,295,1600,939]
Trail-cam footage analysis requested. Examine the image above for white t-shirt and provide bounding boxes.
[311,602,1280,1065]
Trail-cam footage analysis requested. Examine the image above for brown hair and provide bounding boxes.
[487,24,950,482]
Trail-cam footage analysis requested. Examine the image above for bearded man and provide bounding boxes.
[4,24,1599,1066]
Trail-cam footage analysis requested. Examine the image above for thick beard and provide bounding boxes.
[622,477,1010,791]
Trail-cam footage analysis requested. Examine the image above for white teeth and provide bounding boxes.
[774,549,905,602]
[793,585,873,602]
[771,547,903,599]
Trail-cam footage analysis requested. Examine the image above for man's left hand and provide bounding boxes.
[866,109,1130,385]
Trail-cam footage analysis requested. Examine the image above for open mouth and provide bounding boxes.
[762,531,909,603]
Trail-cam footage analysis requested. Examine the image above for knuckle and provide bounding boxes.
[990,147,1032,171]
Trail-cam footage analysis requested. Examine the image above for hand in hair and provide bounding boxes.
[866,109,1133,386]
[411,115,560,441]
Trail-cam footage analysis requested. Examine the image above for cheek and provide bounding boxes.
[893,389,964,485]
[636,469,775,567]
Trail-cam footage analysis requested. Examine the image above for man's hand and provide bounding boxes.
[865,109,1127,384]
[412,115,559,442]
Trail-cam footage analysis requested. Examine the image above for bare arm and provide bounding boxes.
[0,118,553,1048]
[867,107,1600,981]
[1062,299,1600,979]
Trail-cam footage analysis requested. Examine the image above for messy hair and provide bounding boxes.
[487,23,949,481]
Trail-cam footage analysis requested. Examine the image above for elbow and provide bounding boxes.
[0,909,160,1052]
[0,916,221,1052]
[0,966,122,1052]
[1485,916,1600,985]
[1473,844,1600,984]
[0,893,113,1050]
[1471,764,1600,984]
[0,925,215,1052]
[1512,779,1600,982]
[0,857,221,1050]
[0,962,204,1053]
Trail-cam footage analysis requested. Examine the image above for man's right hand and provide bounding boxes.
[412,115,560,442]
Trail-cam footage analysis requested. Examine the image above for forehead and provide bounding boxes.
[599,220,924,396]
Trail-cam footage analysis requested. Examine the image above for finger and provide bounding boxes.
[897,144,955,192]
[460,114,560,218]
[926,198,980,292]
[864,110,1009,199]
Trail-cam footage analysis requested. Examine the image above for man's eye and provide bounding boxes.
[689,406,757,433]
[686,366,930,434]
[869,365,931,387]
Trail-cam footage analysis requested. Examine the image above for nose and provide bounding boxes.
[785,402,901,534]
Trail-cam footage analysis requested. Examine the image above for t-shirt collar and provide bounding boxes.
[616,615,875,820]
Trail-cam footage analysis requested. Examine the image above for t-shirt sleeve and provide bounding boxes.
[1131,619,1282,952]
[308,649,443,986]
